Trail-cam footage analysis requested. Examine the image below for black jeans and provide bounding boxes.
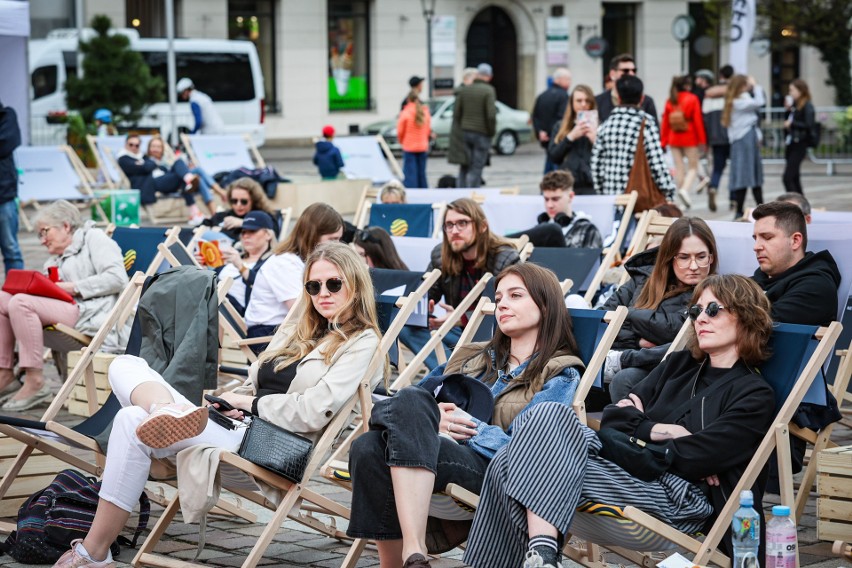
[347,386,490,540]
[709,144,730,191]
[609,343,670,402]
[783,141,808,194]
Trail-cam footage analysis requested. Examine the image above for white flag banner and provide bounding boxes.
[729,0,756,74]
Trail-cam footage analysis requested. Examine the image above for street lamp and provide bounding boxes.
[420,0,436,97]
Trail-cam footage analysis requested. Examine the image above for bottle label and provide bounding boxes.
[767,538,797,568]
[733,517,758,540]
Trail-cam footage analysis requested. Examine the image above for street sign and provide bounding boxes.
[583,36,607,59]
[671,15,695,42]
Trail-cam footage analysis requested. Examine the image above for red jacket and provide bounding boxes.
[397,102,431,153]
[660,91,706,148]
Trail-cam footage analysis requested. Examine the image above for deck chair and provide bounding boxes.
[181,133,266,175]
[333,303,628,568]
[481,195,542,236]
[558,321,842,568]
[353,185,380,230]
[391,235,442,272]
[580,192,638,304]
[332,134,403,183]
[527,247,603,296]
[359,202,445,239]
[87,134,175,189]
[108,225,183,278]
[132,264,426,568]
[13,145,107,232]
[616,211,678,286]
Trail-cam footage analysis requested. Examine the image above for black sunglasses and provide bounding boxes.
[357,228,381,244]
[687,302,726,321]
[305,278,344,296]
[230,198,250,206]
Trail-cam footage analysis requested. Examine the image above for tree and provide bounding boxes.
[65,14,164,124]
[704,0,852,106]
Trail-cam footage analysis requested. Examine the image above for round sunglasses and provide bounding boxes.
[305,278,344,296]
[687,302,726,321]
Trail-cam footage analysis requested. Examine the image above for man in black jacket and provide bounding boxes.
[595,54,658,127]
[398,198,519,370]
[532,68,571,174]
[0,99,23,273]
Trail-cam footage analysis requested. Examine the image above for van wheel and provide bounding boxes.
[495,130,518,155]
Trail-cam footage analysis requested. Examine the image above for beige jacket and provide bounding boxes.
[176,326,383,521]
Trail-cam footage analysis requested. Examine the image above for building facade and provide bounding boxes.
[31,0,839,143]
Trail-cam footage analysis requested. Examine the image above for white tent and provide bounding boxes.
[0,0,30,145]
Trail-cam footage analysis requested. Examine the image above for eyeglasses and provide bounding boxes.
[357,229,380,244]
[674,253,712,269]
[305,278,344,296]
[127,142,140,148]
[230,198,250,206]
[687,302,727,321]
[38,226,54,239]
[443,219,472,233]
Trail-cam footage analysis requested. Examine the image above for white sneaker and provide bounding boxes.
[677,188,692,209]
[52,540,114,568]
[188,214,205,227]
[603,350,622,383]
[523,550,563,568]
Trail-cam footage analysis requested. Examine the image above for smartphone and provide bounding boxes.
[204,394,236,412]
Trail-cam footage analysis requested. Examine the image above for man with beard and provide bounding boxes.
[398,198,520,370]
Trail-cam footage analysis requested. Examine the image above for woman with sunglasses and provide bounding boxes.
[600,217,718,402]
[201,177,279,241]
[347,263,585,568]
[50,243,385,568]
[463,274,776,568]
[353,226,408,270]
[244,203,344,352]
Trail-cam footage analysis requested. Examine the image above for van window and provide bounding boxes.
[140,51,255,102]
[32,65,58,99]
[62,51,78,78]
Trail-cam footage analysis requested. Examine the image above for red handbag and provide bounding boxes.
[1,270,76,304]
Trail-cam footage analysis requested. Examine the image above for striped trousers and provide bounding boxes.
[463,402,712,568]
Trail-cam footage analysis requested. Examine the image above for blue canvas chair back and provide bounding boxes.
[369,203,434,238]
[371,268,428,366]
[111,226,170,276]
[568,308,608,388]
[528,248,603,294]
[761,323,827,410]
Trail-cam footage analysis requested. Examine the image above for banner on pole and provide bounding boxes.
[729,0,755,74]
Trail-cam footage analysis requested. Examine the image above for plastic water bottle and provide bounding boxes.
[766,505,797,568]
[732,490,761,568]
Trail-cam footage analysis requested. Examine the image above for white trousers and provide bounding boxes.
[99,355,245,512]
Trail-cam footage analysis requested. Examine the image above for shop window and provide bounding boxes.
[601,3,635,87]
[328,0,371,112]
[229,0,278,112]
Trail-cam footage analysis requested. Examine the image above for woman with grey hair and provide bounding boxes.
[0,200,129,411]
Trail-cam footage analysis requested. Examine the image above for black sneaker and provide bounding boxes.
[403,553,431,568]
[708,188,717,212]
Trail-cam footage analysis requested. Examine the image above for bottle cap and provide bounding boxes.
[772,505,790,516]
[739,489,754,506]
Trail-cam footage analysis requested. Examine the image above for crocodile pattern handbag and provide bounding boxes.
[237,416,313,483]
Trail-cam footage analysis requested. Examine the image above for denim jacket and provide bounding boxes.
[419,354,581,460]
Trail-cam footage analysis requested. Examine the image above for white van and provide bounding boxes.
[29,28,266,145]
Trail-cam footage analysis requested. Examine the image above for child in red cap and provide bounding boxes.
[313,125,345,179]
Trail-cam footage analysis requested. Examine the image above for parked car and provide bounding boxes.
[364,96,531,155]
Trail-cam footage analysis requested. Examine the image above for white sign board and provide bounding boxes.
[431,16,456,68]
[546,17,570,66]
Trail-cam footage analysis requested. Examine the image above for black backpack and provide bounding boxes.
[0,469,150,564]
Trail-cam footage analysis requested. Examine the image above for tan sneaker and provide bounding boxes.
[53,540,114,568]
[135,404,208,449]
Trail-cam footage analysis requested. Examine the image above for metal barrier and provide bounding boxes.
[29,112,195,148]
[760,106,852,175]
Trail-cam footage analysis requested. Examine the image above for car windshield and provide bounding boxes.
[428,99,446,115]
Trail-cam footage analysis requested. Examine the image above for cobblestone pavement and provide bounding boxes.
[1,145,850,567]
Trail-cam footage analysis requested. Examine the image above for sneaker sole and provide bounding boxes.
[136,407,209,449]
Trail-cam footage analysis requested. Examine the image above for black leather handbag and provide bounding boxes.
[237,415,313,484]
[596,428,673,481]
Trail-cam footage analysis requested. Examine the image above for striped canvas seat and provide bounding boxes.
[570,501,681,550]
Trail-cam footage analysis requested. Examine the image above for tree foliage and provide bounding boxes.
[65,15,164,123]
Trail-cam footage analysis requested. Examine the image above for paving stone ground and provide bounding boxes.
[2,145,850,567]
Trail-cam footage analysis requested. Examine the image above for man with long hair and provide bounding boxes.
[398,198,520,369]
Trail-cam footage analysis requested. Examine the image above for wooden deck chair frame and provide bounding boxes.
[353,185,379,232]
[132,263,425,568]
[617,210,677,286]
[582,192,638,305]
[17,145,107,232]
[335,302,629,568]
[107,224,184,279]
[358,202,447,240]
[87,134,177,190]
[558,322,842,568]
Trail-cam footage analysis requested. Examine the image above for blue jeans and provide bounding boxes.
[347,386,489,540]
[458,131,491,188]
[402,151,428,188]
[190,167,215,204]
[709,144,729,191]
[0,199,24,273]
[398,324,462,371]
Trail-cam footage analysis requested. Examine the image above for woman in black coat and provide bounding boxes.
[548,85,598,195]
[782,79,817,195]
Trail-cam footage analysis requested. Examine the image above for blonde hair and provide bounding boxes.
[721,75,750,128]
[259,242,385,373]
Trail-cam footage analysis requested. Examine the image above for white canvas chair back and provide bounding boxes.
[405,187,509,205]
[481,195,541,236]
[14,146,93,200]
[332,135,402,183]
[806,223,852,322]
[572,194,620,241]
[89,134,167,187]
[391,235,442,272]
[182,133,265,174]
[810,210,852,224]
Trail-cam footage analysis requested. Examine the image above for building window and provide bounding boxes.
[688,3,718,75]
[126,0,167,37]
[601,3,635,87]
[328,0,371,112]
[229,0,278,112]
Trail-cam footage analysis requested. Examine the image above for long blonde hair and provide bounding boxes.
[721,75,750,128]
[554,85,596,143]
[259,242,383,370]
